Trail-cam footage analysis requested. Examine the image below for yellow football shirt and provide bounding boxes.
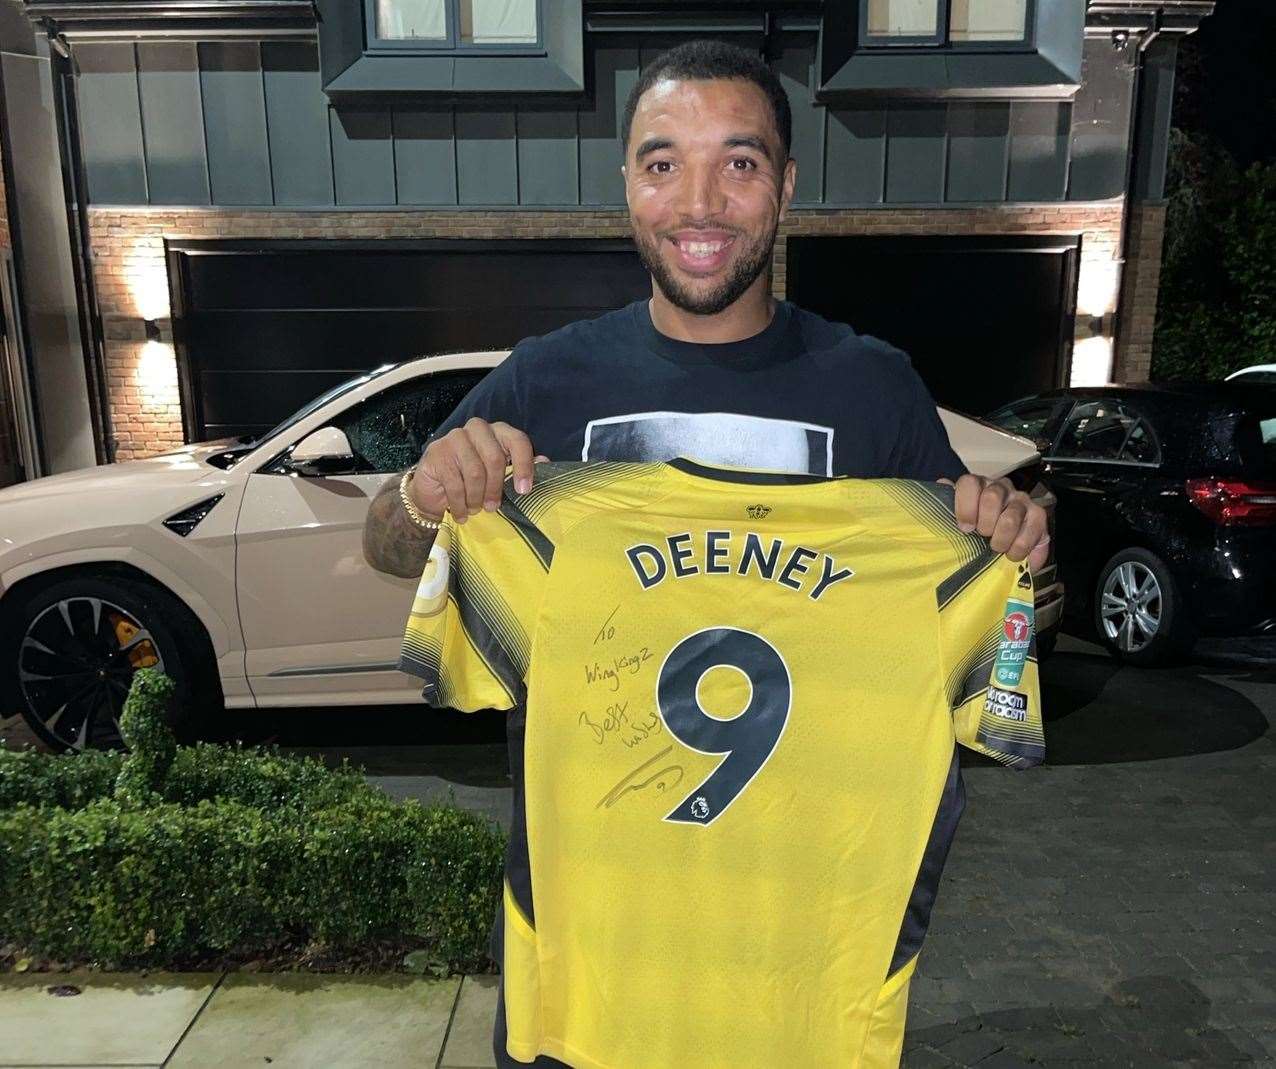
[399,457,1043,1069]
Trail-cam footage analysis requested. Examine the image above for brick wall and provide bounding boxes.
[88,203,1126,460]
[1111,203,1168,384]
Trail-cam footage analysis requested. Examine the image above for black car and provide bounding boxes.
[986,384,1276,664]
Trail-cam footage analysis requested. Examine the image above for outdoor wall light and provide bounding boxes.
[144,318,161,341]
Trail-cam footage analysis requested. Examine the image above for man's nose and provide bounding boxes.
[675,159,727,219]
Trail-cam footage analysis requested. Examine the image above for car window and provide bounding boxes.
[1052,400,1155,463]
[1232,370,1276,385]
[333,369,490,473]
[1119,419,1160,464]
[986,398,1062,441]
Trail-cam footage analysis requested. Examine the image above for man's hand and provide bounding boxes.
[940,474,1051,572]
[410,417,549,523]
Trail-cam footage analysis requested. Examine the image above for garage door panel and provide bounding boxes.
[184,250,648,310]
[185,307,617,369]
[172,241,651,441]
[787,236,1076,416]
[199,369,360,429]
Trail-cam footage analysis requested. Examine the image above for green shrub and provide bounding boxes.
[1153,129,1276,380]
[0,671,505,972]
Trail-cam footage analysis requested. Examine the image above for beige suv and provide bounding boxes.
[0,351,1063,752]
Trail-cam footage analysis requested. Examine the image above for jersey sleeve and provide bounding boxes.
[937,554,1044,769]
[397,474,549,712]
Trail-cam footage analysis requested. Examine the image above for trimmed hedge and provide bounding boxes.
[0,669,505,972]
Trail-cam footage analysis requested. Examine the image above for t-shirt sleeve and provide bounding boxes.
[937,552,1044,769]
[397,472,549,712]
[888,352,968,482]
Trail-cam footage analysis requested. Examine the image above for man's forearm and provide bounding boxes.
[363,471,439,578]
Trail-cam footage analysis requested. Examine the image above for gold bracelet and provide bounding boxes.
[399,469,443,530]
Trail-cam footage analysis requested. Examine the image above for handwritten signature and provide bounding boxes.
[584,647,653,691]
[578,703,663,749]
[594,605,620,645]
[596,746,685,810]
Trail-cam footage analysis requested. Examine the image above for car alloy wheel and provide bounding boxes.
[1099,561,1162,653]
[17,596,165,750]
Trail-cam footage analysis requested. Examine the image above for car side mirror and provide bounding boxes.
[288,426,355,476]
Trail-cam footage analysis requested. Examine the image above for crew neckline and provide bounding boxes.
[632,297,795,367]
[664,455,846,486]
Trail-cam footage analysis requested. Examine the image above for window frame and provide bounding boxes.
[817,0,1082,100]
[316,0,581,99]
[1045,399,1162,468]
[365,0,546,58]
[859,0,1036,52]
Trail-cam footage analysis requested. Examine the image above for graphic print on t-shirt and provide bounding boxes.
[583,410,835,475]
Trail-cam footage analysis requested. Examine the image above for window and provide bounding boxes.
[821,0,1077,98]
[330,369,488,474]
[371,0,540,50]
[1051,400,1160,465]
[1120,419,1160,465]
[863,0,1031,47]
[986,397,1066,445]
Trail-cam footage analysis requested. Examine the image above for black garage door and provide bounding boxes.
[168,239,651,441]
[786,236,1079,417]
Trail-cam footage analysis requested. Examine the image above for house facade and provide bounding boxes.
[0,0,1214,479]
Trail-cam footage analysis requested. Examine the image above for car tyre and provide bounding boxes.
[1092,548,1194,666]
[5,575,222,752]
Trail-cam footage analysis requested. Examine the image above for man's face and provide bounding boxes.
[622,77,797,317]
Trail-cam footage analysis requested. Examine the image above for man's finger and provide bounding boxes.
[426,444,470,524]
[1005,504,1048,562]
[952,474,984,532]
[449,428,490,520]
[976,479,1012,538]
[1028,535,1051,573]
[988,501,1027,554]
[494,423,537,495]
[468,423,511,511]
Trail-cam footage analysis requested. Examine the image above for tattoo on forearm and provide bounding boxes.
[362,472,438,578]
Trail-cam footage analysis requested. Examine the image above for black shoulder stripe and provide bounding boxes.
[497,494,554,571]
[936,547,1000,611]
[450,538,525,704]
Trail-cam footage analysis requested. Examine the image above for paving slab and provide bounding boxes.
[440,975,500,1068]
[166,972,459,1068]
[0,970,218,1066]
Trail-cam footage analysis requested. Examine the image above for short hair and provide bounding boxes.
[620,39,792,165]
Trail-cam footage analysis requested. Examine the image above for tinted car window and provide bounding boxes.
[334,369,490,473]
[986,398,1063,442]
[1052,400,1146,461]
[1119,419,1160,464]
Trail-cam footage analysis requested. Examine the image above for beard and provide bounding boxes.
[631,221,778,317]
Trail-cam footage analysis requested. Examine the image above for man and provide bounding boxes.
[364,39,1048,1067]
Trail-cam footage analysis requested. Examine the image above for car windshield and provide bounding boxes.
[1232,369,1276,385]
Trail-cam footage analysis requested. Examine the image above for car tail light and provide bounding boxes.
[1185,478,1276,525]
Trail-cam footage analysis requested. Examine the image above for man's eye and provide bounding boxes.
[731,158,758,171]
[648,161,672,174]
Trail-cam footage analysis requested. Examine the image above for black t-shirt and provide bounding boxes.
[428,297,967,481]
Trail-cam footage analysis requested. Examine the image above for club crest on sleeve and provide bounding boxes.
[411,542,451,617]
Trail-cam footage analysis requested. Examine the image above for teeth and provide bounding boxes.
[682,241,728,256]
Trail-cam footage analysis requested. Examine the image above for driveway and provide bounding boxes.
[3,633,1274,1067]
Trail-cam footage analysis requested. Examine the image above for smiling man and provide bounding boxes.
[363,38,1047,1069]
